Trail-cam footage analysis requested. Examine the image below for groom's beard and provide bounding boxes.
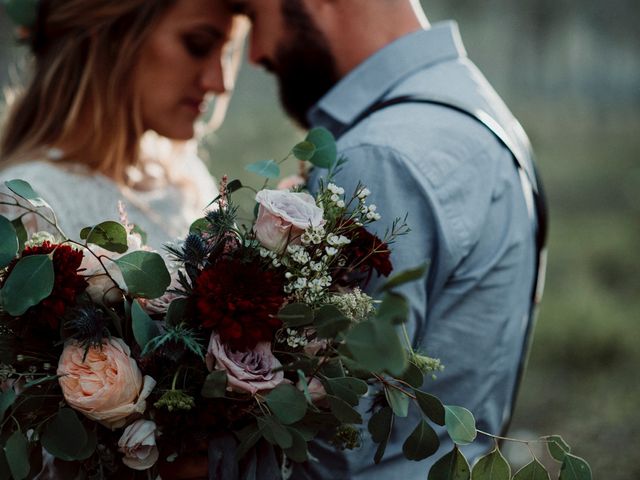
[266,3,339,128]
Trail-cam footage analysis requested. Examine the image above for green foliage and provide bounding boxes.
[0,215,18,268]
[4,431,29,480]
[41,408,93,461]
[11,218,28,252]
[444,406,477,445]
[324,377,368,406]
[327,395,362,424]
[114,250,170,298]
[131,300,160,351]
[314,304,351,338]
[377,292,409,324]
[292,141,316,161]
[402,419,439,461]
[2,0,39,27]
[545,434,571,461]
[245,159,280,179]
[512,460,550,480]
[428,446,471,480]
[284,427,309,462]
[0,254,54,315]
[0,389,16,422]
[415,390,445,426]
[305,127,337,170]
[265,384,307,425]
[165,297,188,327]
[259,415,293,449]
[4,179,49,209]
[384,386,410,417]
[278,303,314,328]
[471,447,510,479]
[559,454,592,480]
[235,423,263,461]
[380,263,429,292]
[201,371,228,398]
[344,317,407,376]
[80,221,128,254]
[399,362,424,388]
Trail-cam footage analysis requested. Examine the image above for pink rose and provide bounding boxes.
[254,190,324,252]
[297,377,327,403]
[277,174,306,191]
[118,419,159,470]
[57,338,156,429]
[206,334,284,395]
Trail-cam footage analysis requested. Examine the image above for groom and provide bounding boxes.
[229,0,546,477]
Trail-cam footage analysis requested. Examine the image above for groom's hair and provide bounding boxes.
[0,0,176,182]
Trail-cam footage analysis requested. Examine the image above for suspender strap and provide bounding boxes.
[340,94,549,435]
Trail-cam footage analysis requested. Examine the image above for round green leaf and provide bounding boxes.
[1,254,54,316]
[471,447,511,480]
[415,390,445,426]
[11,218,28,252]
[344,319,407,376]
[305,127,337,169]
[545,435,571,462]
[0,389,17,422]
[284,427,309,463]
[314,304,351,338]
[292,141,317,161]
[428,446,471,480]
[402,419,440,461]
[114,250,170,298]
[513,459,551,480]
[131,300,161,350]
[559,454,592,480]
[385,386,410,418]
[381,263,429,291]
[0,215,19,268]
[325,377,368,406]
[265,384,307,425]
[399,362,424,388]
[368,406,393,443]
[4,431,30,480]
[0,449,11,480]
[327,395,362,424]
[377,292,409,324]
[201,371,228,398]
[258,416,293,449]
[41,408,88,461]
[444,406,477,445]
[80,221,128,254]
[5,179,49,208]
[279,303,314,328]
[245,159,281,179]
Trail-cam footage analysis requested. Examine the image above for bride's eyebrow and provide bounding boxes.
[227,0,249,14]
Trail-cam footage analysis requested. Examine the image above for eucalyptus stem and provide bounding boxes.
[476,429,554,445]
[0,200,66,238]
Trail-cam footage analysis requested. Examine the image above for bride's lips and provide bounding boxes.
[182,98,206,115]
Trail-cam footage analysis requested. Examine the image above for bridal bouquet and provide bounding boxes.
[0,130,591,480]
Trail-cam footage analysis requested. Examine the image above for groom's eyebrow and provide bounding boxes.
[227,0,249,14]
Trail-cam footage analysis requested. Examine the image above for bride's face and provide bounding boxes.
[135,0,236,140]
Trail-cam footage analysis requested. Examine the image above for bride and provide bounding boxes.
[0,0,246,251]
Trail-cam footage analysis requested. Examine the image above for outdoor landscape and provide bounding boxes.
[1,1,639,478]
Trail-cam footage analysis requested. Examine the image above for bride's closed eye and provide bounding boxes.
[182,32,219,58]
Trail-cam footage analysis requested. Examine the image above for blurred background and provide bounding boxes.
[1,0,638,477]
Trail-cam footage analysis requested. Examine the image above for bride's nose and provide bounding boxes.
[201,56,227,95]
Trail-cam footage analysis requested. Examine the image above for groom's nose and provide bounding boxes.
[201,56,228,95]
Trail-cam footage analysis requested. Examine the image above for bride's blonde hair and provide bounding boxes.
[0,0,245,185]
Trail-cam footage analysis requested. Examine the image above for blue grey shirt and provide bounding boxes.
[295,22,537,479]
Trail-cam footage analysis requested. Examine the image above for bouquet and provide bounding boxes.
[0,129,591,479]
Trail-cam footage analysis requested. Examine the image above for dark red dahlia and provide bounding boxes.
[3,241,88,329]
[193,257,285,351]
[336,220,393,285]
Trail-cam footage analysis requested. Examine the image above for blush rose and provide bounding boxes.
[254,190,324,252]
[118,419,159,470]
[206,334,284,395]
[57,338,156,429]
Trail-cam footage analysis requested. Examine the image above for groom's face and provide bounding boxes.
[228,0,339,128]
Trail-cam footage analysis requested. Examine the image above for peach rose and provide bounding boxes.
[57,338,156,429]
[118,419,159,470]
[254,189,324,252]
[206,334,284,395]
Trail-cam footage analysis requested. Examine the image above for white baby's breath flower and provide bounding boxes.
[357,188,371,200]
[325,246,338,256]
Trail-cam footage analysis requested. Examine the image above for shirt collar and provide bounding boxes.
[308,21,467,131]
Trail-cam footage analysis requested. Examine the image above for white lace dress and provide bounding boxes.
[0,147,218,251]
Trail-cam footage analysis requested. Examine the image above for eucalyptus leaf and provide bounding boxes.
[41,408,88,461]
[344,318,407,376]
[327,395,362,424]
[559,454,592,480]
[5,179,49,208]
[131,300,161,351]
[131,224,148,245]
[545,435,571,462]
[245,159,281,179]
[80,221,128,254]
[377,292,409,324]
[325,377,368,407]
[471,447,511,480]
[265,384,307,425]
[444,406,477,445]
[279,303,314,328]
[235,424,263,461]
[0,389,16,422]
[11,218,28,252]
[368,407,393,443]
[114,250,171,298]
[428,446,471,480]
[284,427,309,462]
[381,263,429,292]
[292,141,317,161]
[314,304,351,338]
[1,254,54,316]
[201,371,228,398]
[385,386,410,417]
[0,449,10,480]
[165,297,188,327]
[3,0,39,26]
[415,390,445,426]
[4,431,30,480]
[297,371,312,404]
[258,416,293,449]
[0,215,18,268]
[305,127,337,169]
[399,362,424,388]
[512,459,551,480]
[189,218,209,235]
[75,429,98,461]
[402,419,439,461]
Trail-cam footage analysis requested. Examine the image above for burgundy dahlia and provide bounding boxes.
[193,257,285,351]
[3,241,88,329]
[336,220,393,285]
